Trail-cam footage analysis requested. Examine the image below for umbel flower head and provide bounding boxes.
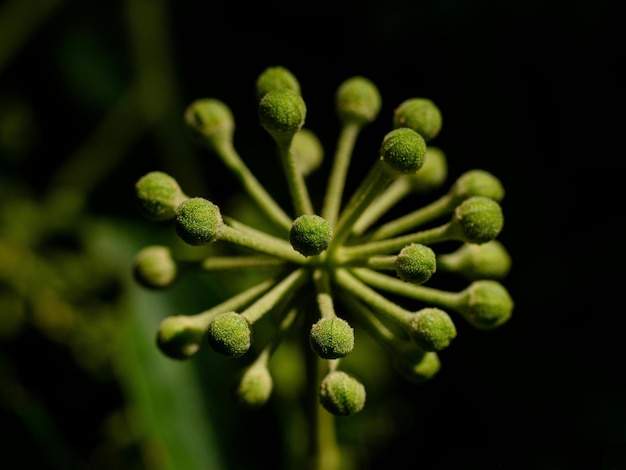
[132,66,513,424]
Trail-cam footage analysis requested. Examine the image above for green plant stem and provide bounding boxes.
[351,176,414,236]
[313,269,337,319]
[277,140,314,216]
[350,268,460,310]
[321,122,361,225]
[337,223,454,261]
[212,139,292,232]
[199,256,288,271]
[241,268,310,324]
[220,218,305,263]
[188,277,278,329]
[334,269,413,325]
[328,163,394,254]
[358,193,454,242]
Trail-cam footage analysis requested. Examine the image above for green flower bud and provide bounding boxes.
[319,371,366,417]
[258,89,306,145]
[395,243,436,284]
[407,308,457,352]
[135,171,186,221]
[309,317,354,359]
[184,98,235,146]
[175,197,223,246]
[255,65,301,101]
[335,76,382,126]
[235,362,273,408]
[157,315,204,360]
[291,128,324,176]
[456,280,513,329]
[406,146,448,193]
[392,345,441,383]
[450,169,505,205]
[438,240,512,280]
[379,127,427,175]
[451,196,504,244]
[207,311,252,357]
[392,97,442,142]
[132,245,178,289]
[289,214,332,257]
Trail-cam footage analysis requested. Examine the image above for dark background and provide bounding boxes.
[1,0,624,469]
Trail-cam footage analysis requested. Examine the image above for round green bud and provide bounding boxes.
[255,66,301,101]
[132,245,178,289]
[309,317,354,359]
[393,346,441,383]
[392,97,442,142]
[407,308,457,352]
[406,146,448,193]
[395,243,437,284]
[291,128,324,176]
[319,371,366,417]
[156,315,204,360]
[379,127,427,174]
[175,197,223,246]
[438,240,512,280]
[258,89,306,144]
[335,76,382,126]
[184,98,234,145]
[135,171,185,221]
[289,214,332,257]
[451,196,504,244]
[207,311,252,357]
[235,362,273,408]
[450,169,505,205]
[456,280,513,329]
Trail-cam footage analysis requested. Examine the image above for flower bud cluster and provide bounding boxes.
[131,66,513,422]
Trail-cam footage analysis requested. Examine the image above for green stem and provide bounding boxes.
[212,139,293,232]
[328,162,393,255]
[358,193,454,242]
[313,269,337,320]
[277,140,314,216]
[241,268,310,324]
[338,223,454,261]
[350,268,460,309]
[219,218,305,264]
[199,256,287,271]
[321,122,361,225]
[351,176,414,236]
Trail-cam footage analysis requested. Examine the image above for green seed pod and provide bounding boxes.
[235,361,273,408]
[437,240,512,280]
[335,76,382,126]
[289,214,333,257]
[135,171,186,221]
[451,196,504,244]
[456,280,513,329]
[309,317,354,359]
[255,65,301,101]
[175,197,223,246]
[156,315,204,360]
[406,146,448,193]
[379,127,427,175]
[258,89,306,145]
[395,243,437,284]
[291,128,324,176]
[319,371,366,417]
[207,311,252,357]
[450,169,505,205]
[184,98,235,147]
[392,346,441,383]
[132,245,178,289]
[392,97,442,142]
[407,308,457,352]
